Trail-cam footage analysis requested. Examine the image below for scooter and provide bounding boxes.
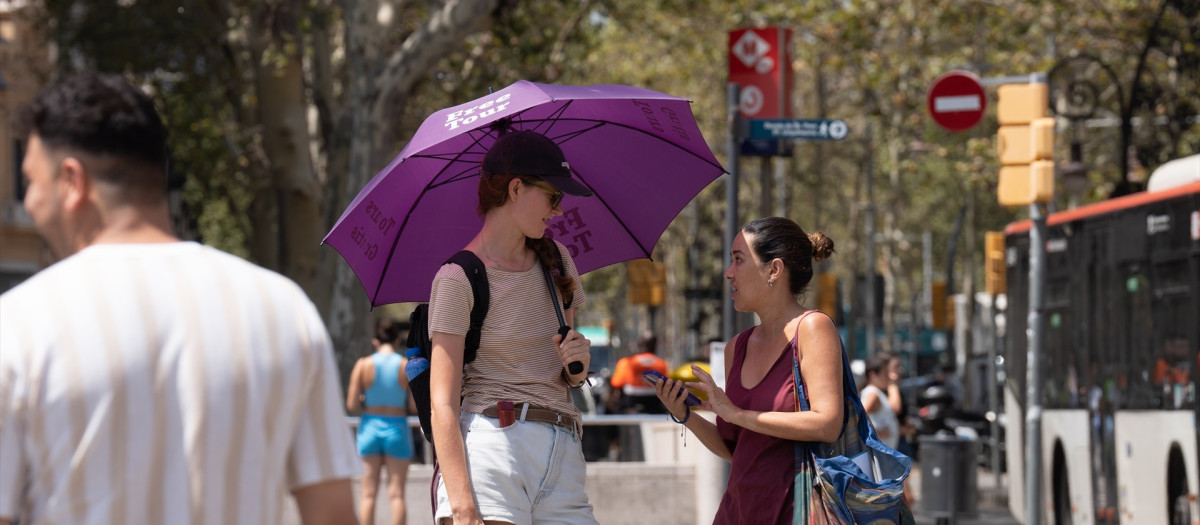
[913,384,1005,472]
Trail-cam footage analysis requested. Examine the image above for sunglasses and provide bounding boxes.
[523,178,564,209]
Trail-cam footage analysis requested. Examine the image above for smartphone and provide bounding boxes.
[643,370,702,407]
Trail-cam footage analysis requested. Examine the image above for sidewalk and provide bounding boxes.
[910,462,1020,525]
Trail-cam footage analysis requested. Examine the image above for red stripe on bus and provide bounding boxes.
[1005,181,1200,235]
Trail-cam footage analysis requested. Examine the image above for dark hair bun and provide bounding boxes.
[809,232,836,263]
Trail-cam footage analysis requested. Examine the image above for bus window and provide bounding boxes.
[1151,260,1195,410]
[1118,268,1158,409]
[1044,274,1076,408]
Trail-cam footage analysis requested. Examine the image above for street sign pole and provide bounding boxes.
[724,83,741,343]
[1026,201,1047,525]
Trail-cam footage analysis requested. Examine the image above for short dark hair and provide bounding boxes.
[742,217,836,296]
[638,333,658,354]
[17,73,167,187]
[865,354,891,378]
[375,318,401,345]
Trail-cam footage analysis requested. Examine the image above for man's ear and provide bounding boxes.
[57,156,91,211]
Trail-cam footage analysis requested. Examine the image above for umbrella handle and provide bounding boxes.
[542,259,584,376]
[559,326,583,375]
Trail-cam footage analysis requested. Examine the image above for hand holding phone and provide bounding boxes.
[643,370,702,407]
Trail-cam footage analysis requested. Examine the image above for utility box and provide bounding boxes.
[919,435,980,519]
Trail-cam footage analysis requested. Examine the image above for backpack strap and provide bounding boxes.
[443,244,567,362]
[446,250,489,364]
[551,242,573,310]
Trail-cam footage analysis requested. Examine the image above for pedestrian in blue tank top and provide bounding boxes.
[347,318,416,525]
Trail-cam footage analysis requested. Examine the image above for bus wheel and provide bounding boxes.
[1053,445,1073,525]
[1167,446,1190,525]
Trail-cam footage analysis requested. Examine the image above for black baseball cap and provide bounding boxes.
[482,130,593,196]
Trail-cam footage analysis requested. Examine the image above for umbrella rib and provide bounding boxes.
[521,101,573,137]
[514,116,729,175]
[370,189,419,305]
[370,126,507,302]
[567,164,654,260]
[407,104,561,190]
[371,105,557,302]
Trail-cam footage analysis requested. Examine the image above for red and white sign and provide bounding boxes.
[729,27,792,118]
[927,70,986,132]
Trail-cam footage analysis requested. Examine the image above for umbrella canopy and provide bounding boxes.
[324,80,726,305]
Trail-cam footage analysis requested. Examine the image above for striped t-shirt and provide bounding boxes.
[428,242,587,418]
[0,242,359,525]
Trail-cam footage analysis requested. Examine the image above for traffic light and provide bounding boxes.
[996,83,1055,206]
[627,259,666,306]
[931,279,949,329]
[985,231,1006,296]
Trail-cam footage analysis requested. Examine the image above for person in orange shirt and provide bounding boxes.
[609,332,670,414]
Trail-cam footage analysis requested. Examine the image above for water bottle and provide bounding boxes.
[404,347,433,442]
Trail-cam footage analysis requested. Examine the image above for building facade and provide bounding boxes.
[0,1,51,292]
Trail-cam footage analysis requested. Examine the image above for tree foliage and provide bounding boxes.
[26,0,1198,363]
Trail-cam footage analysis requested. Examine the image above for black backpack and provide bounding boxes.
[405,247,570,442]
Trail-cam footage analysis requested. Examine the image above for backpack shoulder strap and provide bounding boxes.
[551,242,573,310]
[407,303,432,357]
[446,250,489,363]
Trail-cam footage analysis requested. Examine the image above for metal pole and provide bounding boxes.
[723,83,741,342]
[687,201,700,356]
[774,156,787,217]
[918,229,931,376]
[990,293,1002,499]
[864,123,876,358]
[923,230,933,328]
[760,156,772,219]
[1025,203,1047,525]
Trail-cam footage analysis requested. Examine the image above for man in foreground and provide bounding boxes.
[0,73,358,524]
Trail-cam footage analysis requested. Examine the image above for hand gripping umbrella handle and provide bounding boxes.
[542,260,584,376]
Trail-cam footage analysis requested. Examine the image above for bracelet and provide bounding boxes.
[564,370,589,388]
[670,408,691,425]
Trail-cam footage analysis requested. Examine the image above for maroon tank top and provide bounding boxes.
[713,326,799,525]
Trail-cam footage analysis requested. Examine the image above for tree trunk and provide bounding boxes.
[324,0,383,365]
[324,0,504,359]
[812,52,828,230]
[309,0,346,316]
[881,137,901,354]
[251,0,324,298]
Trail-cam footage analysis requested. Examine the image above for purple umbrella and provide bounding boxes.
[324,80,726,305]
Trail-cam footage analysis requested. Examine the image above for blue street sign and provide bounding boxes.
[749,119,850,141]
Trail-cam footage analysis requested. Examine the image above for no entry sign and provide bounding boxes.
[927,71,986,132]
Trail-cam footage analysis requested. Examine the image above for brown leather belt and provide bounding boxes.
[481,403,582,438]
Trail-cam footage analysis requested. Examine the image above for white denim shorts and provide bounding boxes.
[434,411,597,525]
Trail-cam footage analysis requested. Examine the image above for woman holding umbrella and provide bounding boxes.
[652,217,843,523]
[427,130,598,525]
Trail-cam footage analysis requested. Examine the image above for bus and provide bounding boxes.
[1002,155,1199,525]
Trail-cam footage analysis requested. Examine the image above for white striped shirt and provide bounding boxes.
[0,242,358,525]
[428,243,587,417]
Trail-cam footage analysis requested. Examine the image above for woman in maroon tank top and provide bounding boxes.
[652,217,843,524]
